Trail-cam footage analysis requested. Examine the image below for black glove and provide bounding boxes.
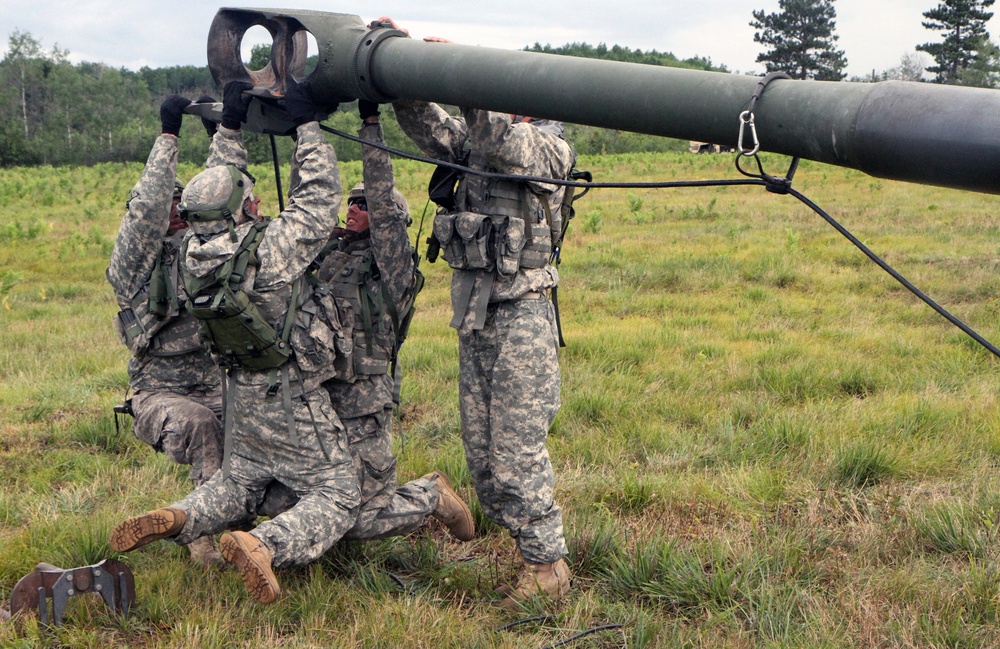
[359,100,380,121]
[196,95,218,138]
[160,95,191,137]
[284,81,319,127]
[221,80,253,130]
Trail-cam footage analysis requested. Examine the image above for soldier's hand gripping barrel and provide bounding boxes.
[206,7,1000,195]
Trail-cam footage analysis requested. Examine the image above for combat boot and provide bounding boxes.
[186,535,223,567]
[110,507,187,552]
[219,531,280,604]
[499,558,572,609]
[423,471,475,541]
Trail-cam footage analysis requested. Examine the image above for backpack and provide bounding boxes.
[181,221,297,371]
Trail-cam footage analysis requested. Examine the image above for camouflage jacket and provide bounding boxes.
[393,101,574,330]
[321,121,416,418]
[106,134,219,394]
[182,123,343,392]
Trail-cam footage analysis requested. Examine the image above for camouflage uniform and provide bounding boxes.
[106,134,223,487]
[169,123,361,568]
[394,101,574,564]
[263,121,439,538]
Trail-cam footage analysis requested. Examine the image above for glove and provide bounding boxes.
[284,81,319,127]
[196,95,218,138]
[359,100,380,121]
[221,80,253,130]
[160,95,191,137]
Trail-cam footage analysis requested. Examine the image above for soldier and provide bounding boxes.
[260,99,475,543]
[106,95,223,567]
[110,80,358,605]
[382,19,576,607]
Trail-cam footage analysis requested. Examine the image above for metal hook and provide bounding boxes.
[738,110,760,156]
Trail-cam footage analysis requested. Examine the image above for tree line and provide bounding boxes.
[753,0,998,83]
[1,1,996,167]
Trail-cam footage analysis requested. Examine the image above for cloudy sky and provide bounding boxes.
[3,1,999,79]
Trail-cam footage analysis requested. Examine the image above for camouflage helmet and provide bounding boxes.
[173,178,185,200]
[348,181,408,218]
[179,165,254,236]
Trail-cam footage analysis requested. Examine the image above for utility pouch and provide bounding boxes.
[495,214,526,276]
[436,211,496,271]
[114,307,146,353]
[189,284,291,371]
[520,224,552,269]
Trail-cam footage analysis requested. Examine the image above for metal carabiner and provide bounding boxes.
[738,110,760,156]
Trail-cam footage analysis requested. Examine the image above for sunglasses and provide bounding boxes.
[348,198,368,211]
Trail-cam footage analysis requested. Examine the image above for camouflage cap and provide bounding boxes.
[180,165,254,236]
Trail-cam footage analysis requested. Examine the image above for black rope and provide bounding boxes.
[538,624,624,649]
[785,186,1000,358]
[318,123,762,189]
[318,120,1000,360]
[493,616,624,649]
[269,133,285,213]
[493,615,556,632]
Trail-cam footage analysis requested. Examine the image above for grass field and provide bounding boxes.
[2,146,1000,648]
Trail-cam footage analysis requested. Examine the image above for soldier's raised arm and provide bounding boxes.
[107,96,189,302]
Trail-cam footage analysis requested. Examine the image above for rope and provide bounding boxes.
[317,115,1000,359]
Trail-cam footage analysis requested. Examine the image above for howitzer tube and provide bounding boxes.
[208,9,1000,194]
[364,38,1000,194]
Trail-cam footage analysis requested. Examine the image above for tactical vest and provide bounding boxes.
[114,233,204,358]
[433,149,555,276]
[320,235,415,384]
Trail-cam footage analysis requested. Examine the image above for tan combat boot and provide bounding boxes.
[186,535,224,567]
[423,471,475,541]
[499,558,572,609]
[110,507,187,552]
[219,531,281,604]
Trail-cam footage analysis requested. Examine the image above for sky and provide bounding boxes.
[3,1,1000,79]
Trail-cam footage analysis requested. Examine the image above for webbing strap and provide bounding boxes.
[450,269,493,331]
[520,186,535,240]
[280,364,300,449]
[450,270,476,329]
[221,369,235,479]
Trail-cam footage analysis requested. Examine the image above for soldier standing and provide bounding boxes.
[110,81,358,605]
[383,19,576,607]
[106,95,223,567]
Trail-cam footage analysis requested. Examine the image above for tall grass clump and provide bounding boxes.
[831,443,901,488]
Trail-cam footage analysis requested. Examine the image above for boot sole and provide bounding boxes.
[219,532,280,604]
[110,510,182,552]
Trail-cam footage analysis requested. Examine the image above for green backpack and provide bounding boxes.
[182,221,297,371]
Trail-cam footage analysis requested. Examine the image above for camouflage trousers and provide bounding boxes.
[458,296,567,564]
[171,378,360,568]
[259,407,438,540]
[130,389,223,486]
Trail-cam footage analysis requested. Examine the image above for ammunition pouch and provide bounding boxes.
[434,211,544,276]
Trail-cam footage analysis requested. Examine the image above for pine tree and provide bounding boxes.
[750,0,848,80]
[917,0,995,83]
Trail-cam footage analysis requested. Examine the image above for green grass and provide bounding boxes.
[3,150,1000,646]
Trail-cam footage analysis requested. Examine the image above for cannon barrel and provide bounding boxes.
[208,7,1000,195]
